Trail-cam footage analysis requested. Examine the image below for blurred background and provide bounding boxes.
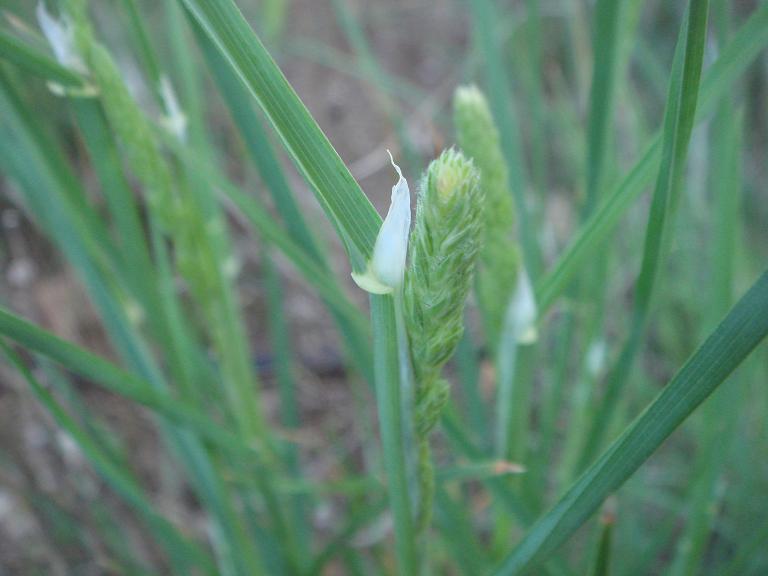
[1,0,767,574]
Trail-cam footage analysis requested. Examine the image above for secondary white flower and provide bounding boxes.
[586,340,607,376]
[36,2,86,73]
[505,267,538,344]
[158,75,188,142]
[352,151,411,294]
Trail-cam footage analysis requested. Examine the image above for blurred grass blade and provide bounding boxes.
[160,130,369,340]
[491,269,768,575]
[190,21,375,382]
[0,307,257,457]
[534,1,768,313]
[583,0,623,213]
[0,342,216,575]
[262,248,311,565]
[1,64,263,576]
[178,2,417,570]
[118,0,163,88]
[177,0,380,271]
[0,29,84,86]
[669,7,744,574]
[330,0,420,173]
[590,514,613,576]
[468,0,540,277]
[577,0,709,468]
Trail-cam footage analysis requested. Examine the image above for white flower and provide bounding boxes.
[352,151,411,294]
[36,2,86,73]
[586,340,607,376]
[159,75,188,142]
[504,267,538,344]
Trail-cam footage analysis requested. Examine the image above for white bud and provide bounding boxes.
[352,151,411,294]
[505,267,538,344]
[159,75,188,142]
[586,340,607,376]
[36,2,86,73]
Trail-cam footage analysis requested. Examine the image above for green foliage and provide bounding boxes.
[1,0,767,574]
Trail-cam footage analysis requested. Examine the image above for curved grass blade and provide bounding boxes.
[534,1,768,314]
[576,0,709,469]
[0,307,260,458]
[177,0,380,271]
[176,2,418,571]
[1,70,264,574]
[467,0,540,277]
[190,20,375,383]
[583,0,623,214]
[491,269,768,575]
[262,248,311,566]
[158,130,369,340]
[0,29,84,86]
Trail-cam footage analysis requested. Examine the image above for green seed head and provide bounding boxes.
[405,149,484,433]
[454,85,519,344]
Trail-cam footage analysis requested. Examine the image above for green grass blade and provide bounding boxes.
[190,21,374,383]
[0,307,260,457]
[669,7,744,574]
[435,487,489,575]
[583,0,623,213]
[177,0,380,271]
[522,0,545,195]
[176,4,418,572]
[2,65,264,576]
[118,0,163,89]
[69,99,158,307]
[0,342,216,575]
[161,132,369,342]
[330,0,420,173]
[370,294,417,573]
[576,0,710,468]
[468,0,540,277]
[589,515,613,576]
[491,269,768,575]
[0,29,84,86]
[534,1,768,313]
[262,248,311,566]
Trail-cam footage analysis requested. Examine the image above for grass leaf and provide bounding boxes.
[491,268,768,575]
[177,0,380,271]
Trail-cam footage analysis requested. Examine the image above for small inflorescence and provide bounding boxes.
[404,149,484,436]
[454,85,521,346]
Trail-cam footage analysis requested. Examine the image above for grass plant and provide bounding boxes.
[0,0,767,574]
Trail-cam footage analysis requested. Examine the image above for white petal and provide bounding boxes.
[505,267,538,344]
[159,75,188,141]
[586,340,607,376]
[36,2,85,73]
[352,151,411,293]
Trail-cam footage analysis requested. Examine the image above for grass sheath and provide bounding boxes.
[371,294,418,573]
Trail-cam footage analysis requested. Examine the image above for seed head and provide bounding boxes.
[454,85,519,344]
[405,148,484,429]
